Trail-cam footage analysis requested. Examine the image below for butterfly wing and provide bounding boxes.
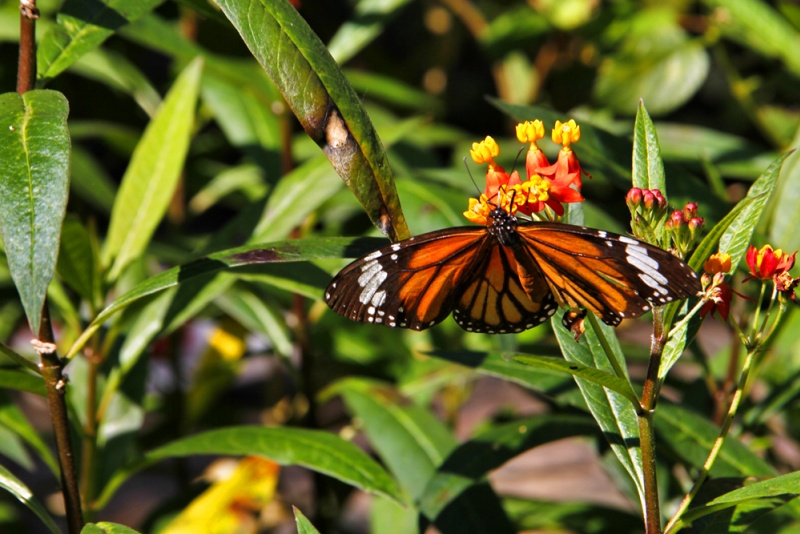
[325,228,490,330]
[325,227,558,333]
[452,243,557,333]
[515,222,701,326]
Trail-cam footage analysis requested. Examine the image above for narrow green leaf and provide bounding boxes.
[328,0,414,64]
[293,507,321,534]
[703,0,800,77]
[0,392,58,475]
[0,369,44,396]
[418,415,596,523]
[513,353,640,406]
[679,472,800,530]
[214,0,408,241]
[632,101,666,192]
[102,57,203,281]
[215,286,293,357]
[768,134,800,252]
[67,236,385,358]
[37,0,164,83]
[57,217,98,305]
[0,90,70,333]
[0,464,59,533]
[99,426,404,507]
[81,522,142,534]
[656,403,775,477]
[717,152,790,270]
[326,377,455,500]
[553,318,646,511]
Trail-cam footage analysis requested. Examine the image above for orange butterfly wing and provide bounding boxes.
[325,227,556,333]
[515,222,700,326]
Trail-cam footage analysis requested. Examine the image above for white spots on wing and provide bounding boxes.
[605,240,614,247]
[364,249,382,261]
[371,290,386,308]
[391,243,402,251]
[596,230,607,238]
[358,260,388,305]
[390,253,399,261]
[619,236,638,245]
[625,244,670,297]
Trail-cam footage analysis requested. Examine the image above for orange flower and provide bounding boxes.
[700,252,733,320]
[745,245,796,281]
[704,252,732,276]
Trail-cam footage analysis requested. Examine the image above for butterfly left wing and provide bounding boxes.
[325,228,491,331]
[516,222,701,326]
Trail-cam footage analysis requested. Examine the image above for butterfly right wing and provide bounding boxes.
[325,228,491,331]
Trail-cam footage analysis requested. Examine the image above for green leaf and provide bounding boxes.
[678,472,800,530]
[0,90,70,333]
[326,377,456,500]
[655,403,775,477]
[0,369,44,396]
[101,57,203,281]
[67,236,385,358]
[0,391,58,475]
[81,522,142,534]
[57,217,99,307]
[553,317,646,510]
[328,0,414,64]
[769,134,800,252]
[37,0,164,83]
[418,415,596,524]
[99,426,404,507]
[0,464,59,533]
[293,507,321,534]
[513,354,640,406]
[632,101,666,192]
[594,16,709,115]
[215,285,293,358]
[703,0,800,77]
[717,152,791,271]
[214,0,408,241]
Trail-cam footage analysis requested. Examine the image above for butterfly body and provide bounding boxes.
[325,209,701,334]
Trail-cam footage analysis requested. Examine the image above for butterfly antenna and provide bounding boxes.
[512,146,525,173]
[463,157,483,198]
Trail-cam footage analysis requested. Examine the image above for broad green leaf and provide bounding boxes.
[326,377,456,500]
[215,286,293,358]
[717,152,790,270]
[677,472,800,531]
[370,496,417,534]
[514,354,639,406]
[293,507,321,534]
[102,57,203,281]
[655,403,775,477]
[0,90,70,333]
[632,101,666,192]
[67,236,385,358]
[328,0,414,64]
[704,0,800,77]
[0,464,59,533]
[553,317,646,511]
[99,426,404,507]
[418,415,596,523]
[81,522,142,534]
[214,0,408,241]
[594,14,709,115]
[37,0,164,83]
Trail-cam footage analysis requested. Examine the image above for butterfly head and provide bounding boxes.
[487,207,519,246]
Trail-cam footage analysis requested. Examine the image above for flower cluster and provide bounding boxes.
[626,187,703,258]
[700,252,734,320]
[464,120,585,224]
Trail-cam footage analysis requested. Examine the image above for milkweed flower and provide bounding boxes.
[700,252,733,320]
[745,245,796,281]
[465,120,585,223]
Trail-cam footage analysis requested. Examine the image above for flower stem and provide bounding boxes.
[664,344,761,533]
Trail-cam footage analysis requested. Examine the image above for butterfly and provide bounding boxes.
[325,207,701,334]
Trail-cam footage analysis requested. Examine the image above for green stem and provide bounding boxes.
[639,409,661,534]
[585,313,628,381]
[664,344,761,533]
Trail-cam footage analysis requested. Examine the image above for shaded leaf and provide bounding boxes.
[81,522,142,534]
[0,464,59,533]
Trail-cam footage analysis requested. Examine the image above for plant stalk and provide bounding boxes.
[37,303,85,533]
